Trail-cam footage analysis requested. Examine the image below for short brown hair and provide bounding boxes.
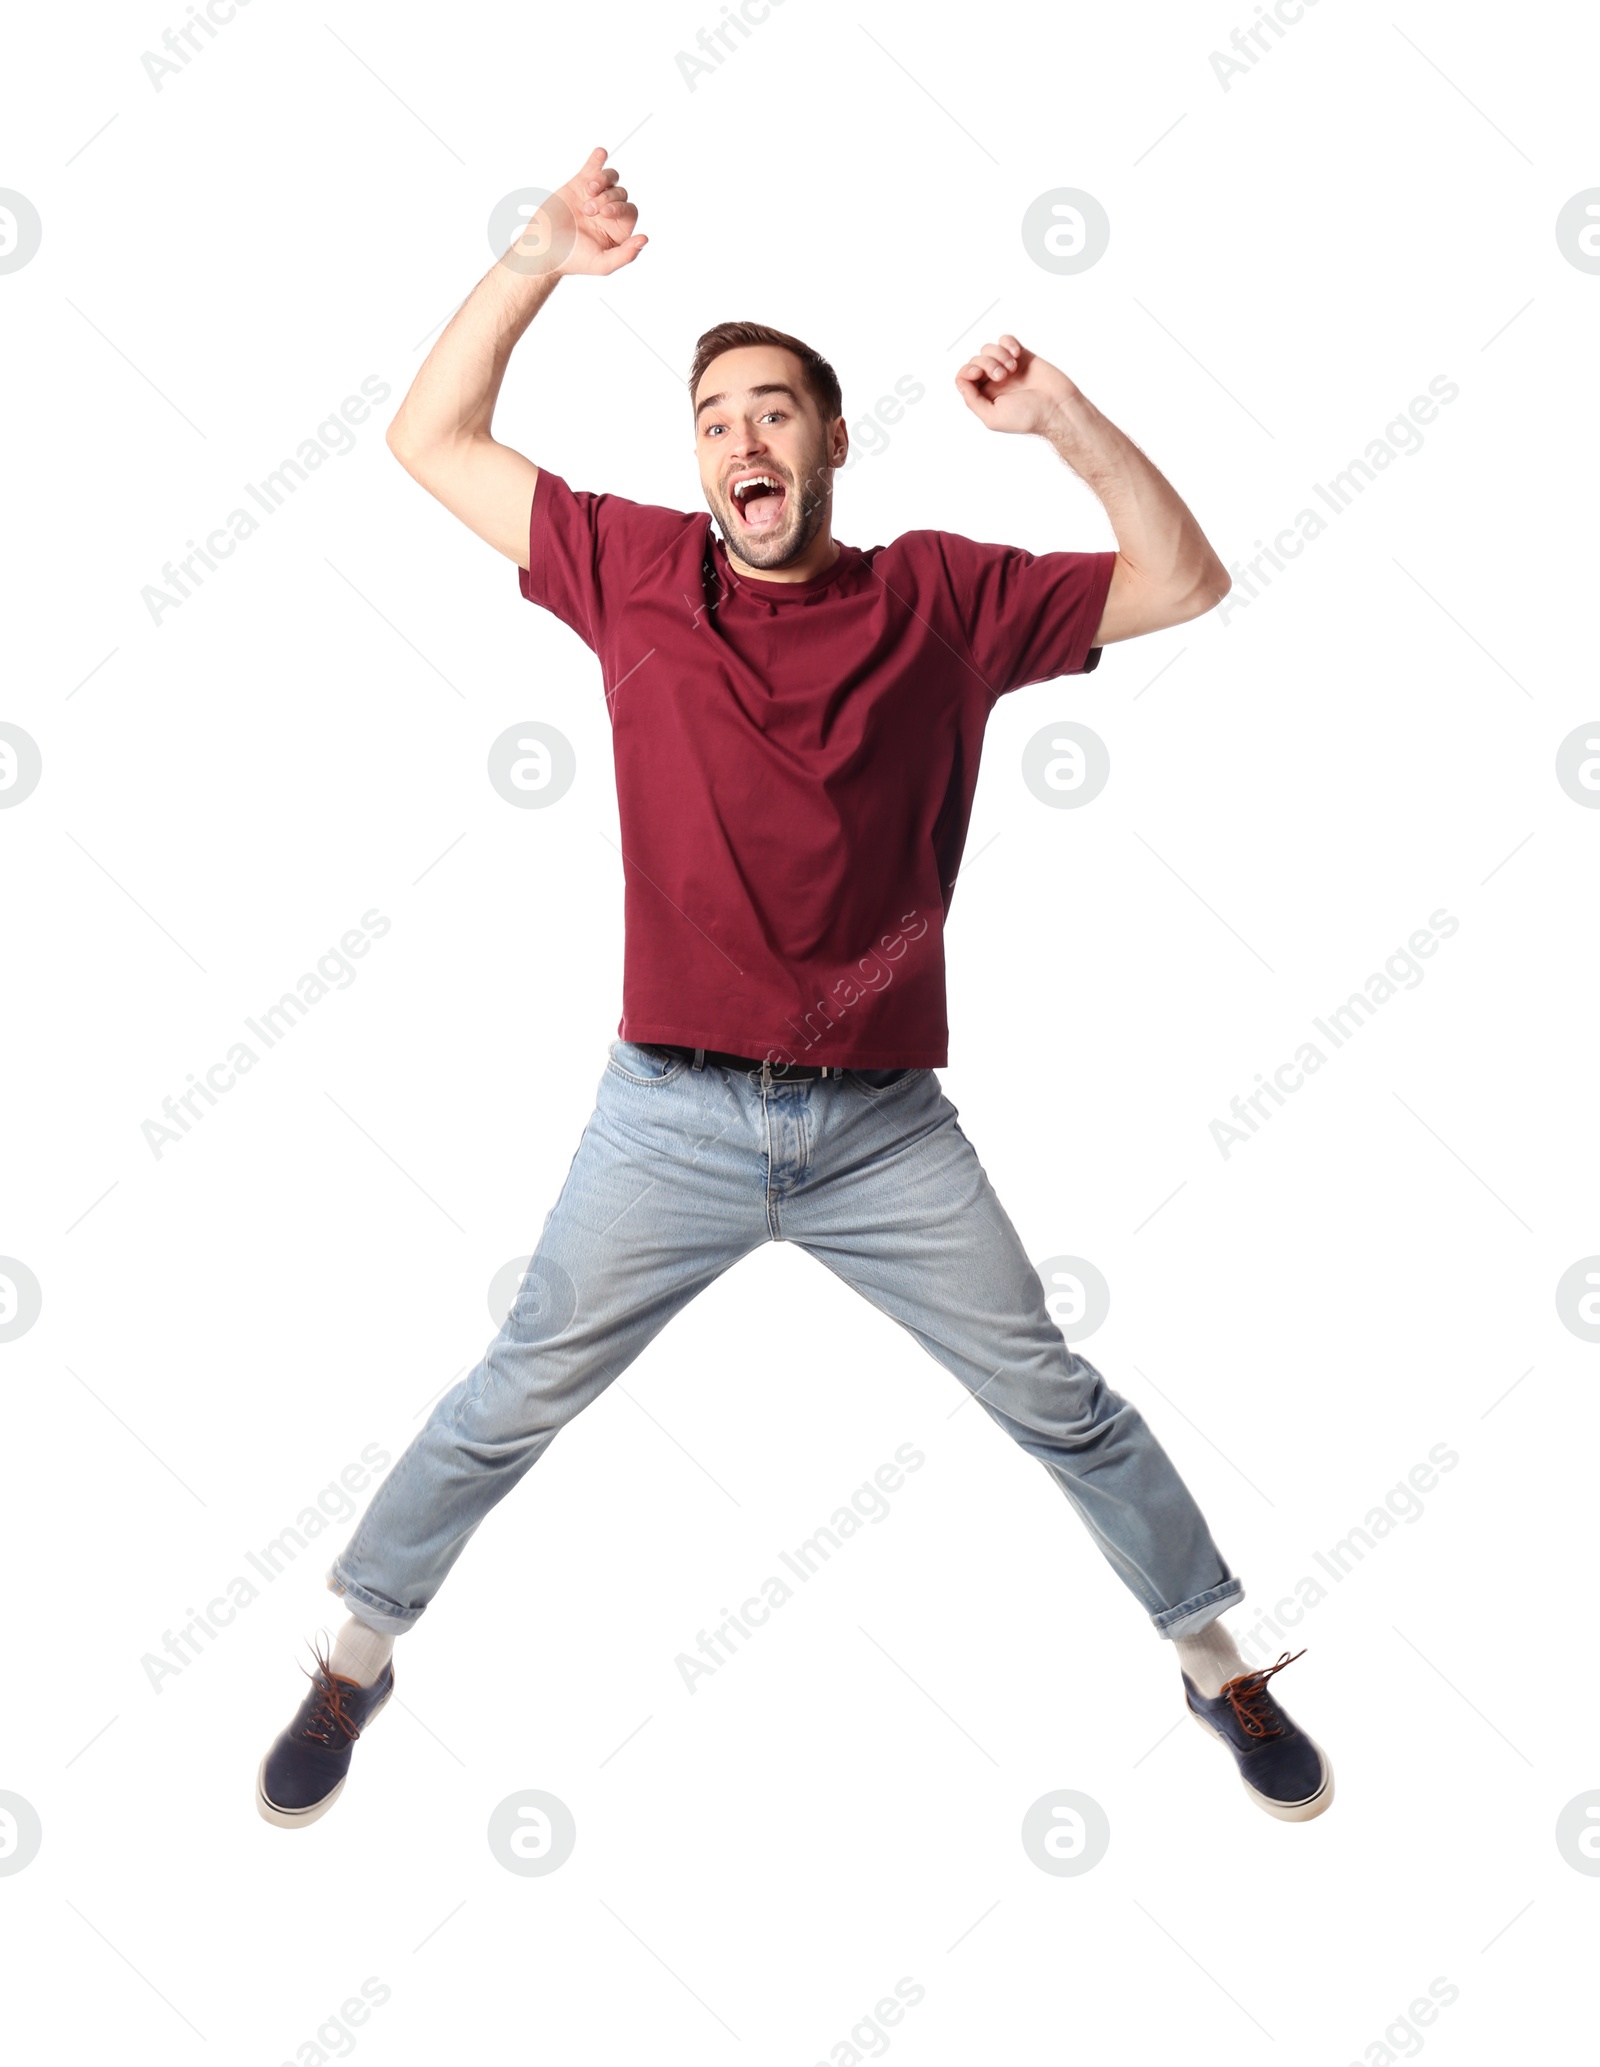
[688,321,843,424]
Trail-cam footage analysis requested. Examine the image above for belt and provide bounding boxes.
[653,1044,843,1082]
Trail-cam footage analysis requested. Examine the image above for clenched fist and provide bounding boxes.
[503,146,647,279]
[955,334,1080,437]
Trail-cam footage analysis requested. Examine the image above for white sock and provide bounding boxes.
[327,1615,396,1687]
[1173,1617,1249,1698]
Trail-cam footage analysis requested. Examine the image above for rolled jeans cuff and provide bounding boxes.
[1151,1575,1244,1641]
[326,1561,423,1637]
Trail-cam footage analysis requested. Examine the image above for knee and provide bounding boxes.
[1026,1352,1133,1444]
[466,1337,594,1440]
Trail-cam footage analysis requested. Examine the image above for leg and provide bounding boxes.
[780,1069,1242,1638]
[326,1043,770,1632]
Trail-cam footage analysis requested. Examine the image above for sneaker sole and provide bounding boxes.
[254,1679,392,1829]
[255,1757,346,1828]
[1187,1707,1335,1822]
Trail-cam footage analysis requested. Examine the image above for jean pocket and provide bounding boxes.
[605,1040,688,1086]
[845,1066,928,1099]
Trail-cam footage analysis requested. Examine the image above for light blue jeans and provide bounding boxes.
[328,1042,1242,1641]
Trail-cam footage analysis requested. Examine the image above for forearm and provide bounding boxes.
[1040,392,1228,606]
[388,255,561,461]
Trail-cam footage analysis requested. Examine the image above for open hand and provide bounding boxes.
[506,146,647,278]
[955,335,1078,436]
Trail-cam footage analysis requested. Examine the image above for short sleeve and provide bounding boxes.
[517,468,699,653]
[926,531,1118,700]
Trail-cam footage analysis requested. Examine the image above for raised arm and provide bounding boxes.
[386,146,647,566]
[955,334,1230,643]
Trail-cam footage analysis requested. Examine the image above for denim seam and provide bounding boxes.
[327,1568,422,1628]
[762,1089,781,1240]
[1152,1576,1244,1636]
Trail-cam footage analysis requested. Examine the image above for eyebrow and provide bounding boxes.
[693,381,803,425]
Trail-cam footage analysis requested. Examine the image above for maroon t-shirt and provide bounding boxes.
[518,469,1115,1067]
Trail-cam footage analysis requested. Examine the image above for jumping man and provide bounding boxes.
[256,147,1332,1829]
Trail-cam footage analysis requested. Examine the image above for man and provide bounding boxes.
[257,147,1331,1829]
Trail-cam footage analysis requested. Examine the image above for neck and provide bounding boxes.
[722,527,842,585]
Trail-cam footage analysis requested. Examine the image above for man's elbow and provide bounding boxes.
[1168,557,1231,626]
[386,413,423,471]
[386,416,467,492]
[1097,551,1230,642]
[386,403,457,470]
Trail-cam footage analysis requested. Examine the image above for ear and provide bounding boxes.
[828,415,849,469]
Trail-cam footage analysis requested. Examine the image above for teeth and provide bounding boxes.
[732,474,781,500]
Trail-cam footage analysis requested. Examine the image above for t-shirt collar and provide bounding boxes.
[709,525,859,604]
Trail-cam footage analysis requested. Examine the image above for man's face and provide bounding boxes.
[693,345,846,569]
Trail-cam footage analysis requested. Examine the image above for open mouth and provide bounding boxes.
[728,470,788,535]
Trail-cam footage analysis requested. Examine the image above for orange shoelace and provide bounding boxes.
[299,1641,365,1747]
[1217,1648,1305,1739]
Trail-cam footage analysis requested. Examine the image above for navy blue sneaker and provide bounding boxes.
[256,1642,394,1828]
[1183,1648,1333,1822]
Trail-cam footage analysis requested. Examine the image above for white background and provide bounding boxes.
[4,0,1598,2060]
